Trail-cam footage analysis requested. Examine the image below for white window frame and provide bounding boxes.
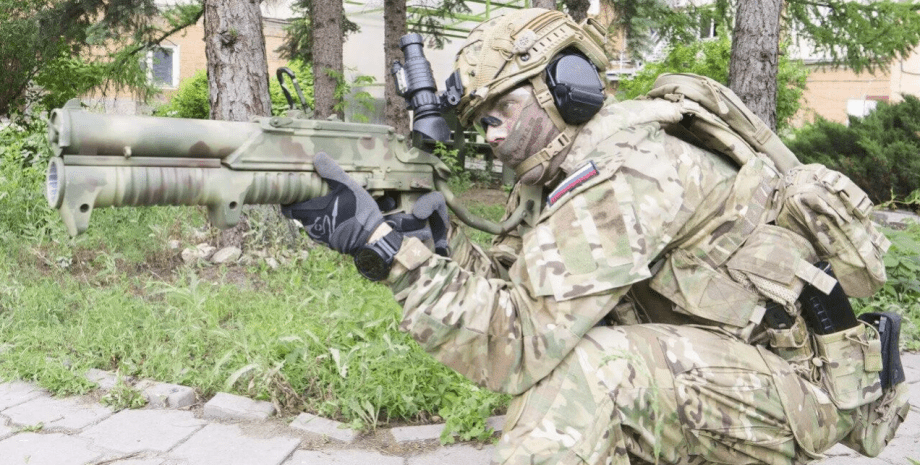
[846,98,882,118]
[146,45,180,89]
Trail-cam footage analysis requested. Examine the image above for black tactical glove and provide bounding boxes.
[281,152,384,255]
[384,192,451,257]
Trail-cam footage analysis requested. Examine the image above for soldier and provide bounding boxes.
[282,8,908,465]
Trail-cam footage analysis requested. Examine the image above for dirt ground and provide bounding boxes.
[462,187,508,208]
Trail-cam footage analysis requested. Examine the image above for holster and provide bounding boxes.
[857,312,906,391]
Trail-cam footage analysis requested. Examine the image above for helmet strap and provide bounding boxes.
[513,123,579,183]
[530,75,568,132]
[512,75,578,184]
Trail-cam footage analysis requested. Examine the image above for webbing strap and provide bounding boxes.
[513,124,579,181]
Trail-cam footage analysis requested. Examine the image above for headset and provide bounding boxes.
[544,48,606,125]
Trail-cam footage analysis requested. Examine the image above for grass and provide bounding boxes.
[0,126,510,440]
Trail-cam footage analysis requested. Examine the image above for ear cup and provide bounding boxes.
[545,51,605,124]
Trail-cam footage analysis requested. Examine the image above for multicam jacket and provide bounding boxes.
[384,98,781,395]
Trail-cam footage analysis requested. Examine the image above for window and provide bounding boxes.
[847,96,887,118]
[146,45,179,88]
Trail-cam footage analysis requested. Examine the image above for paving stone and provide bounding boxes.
[283,449,404,465]
[0,432,103,465]
[487,415,506,433]
[86,368,119,390]
[96,459,164,465]
[203,392,275,421]
[289,412,357,442]
[4,395,112,431]
[0,381,46,410]
[80,409,205,454]
[389,423,445,443]
[0,418,12,440]
[169,423,299,465]
[136,380,196,408]
[407,443,494,465]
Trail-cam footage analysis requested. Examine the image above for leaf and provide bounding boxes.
[225,363,258,390]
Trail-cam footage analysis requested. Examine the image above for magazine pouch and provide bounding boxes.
[813,323,883,410]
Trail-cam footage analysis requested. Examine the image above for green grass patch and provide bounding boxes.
[0,124,508,440]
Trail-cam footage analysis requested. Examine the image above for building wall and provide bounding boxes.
[796,49,920,126]
[796,65,891,125]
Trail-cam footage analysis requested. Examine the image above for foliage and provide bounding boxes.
[784,96,920,203]
[0,125,59,244]
[0,0,203,118]
[440,384,508,443]
[617,33,808,132]
[325,69,376,123]
[434,142,472,194]
[100,375,148,411]
[603,0,700,60]
[855,224,920,351]
[279,0,360,64]
[155,61,317,119]
[153,70,210,119]
[152,61,380,122]
[785,0,920,73]
[407,0,473,49]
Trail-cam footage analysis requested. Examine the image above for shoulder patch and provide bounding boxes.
[547,161,599,207]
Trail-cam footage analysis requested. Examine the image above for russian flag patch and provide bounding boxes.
[547,161,599,207]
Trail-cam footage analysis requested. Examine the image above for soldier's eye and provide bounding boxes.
[480,115,502,128]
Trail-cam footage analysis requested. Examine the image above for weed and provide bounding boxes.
[100,375,147,411]
[434,142,472,194]
[16,423,44,433]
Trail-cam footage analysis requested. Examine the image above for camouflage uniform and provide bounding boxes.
[384,93,909,464]
[383,9,907,465]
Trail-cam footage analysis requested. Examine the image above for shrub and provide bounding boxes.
[617,32,808,133]
[785,96,920,203]
[154,61,315,119]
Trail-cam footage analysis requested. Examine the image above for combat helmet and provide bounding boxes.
[453,8,608,178]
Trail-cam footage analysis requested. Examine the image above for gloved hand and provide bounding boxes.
[384,192,451,257]
[281,152,384,255]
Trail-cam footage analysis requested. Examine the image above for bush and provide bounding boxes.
[784,96,920,203]
[617,32,808,133]
[154,61,315,119]
[0,124,59,243]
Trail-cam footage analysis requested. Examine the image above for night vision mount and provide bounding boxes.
[391,33,464,144]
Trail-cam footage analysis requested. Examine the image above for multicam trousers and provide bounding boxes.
[493,324,858,465]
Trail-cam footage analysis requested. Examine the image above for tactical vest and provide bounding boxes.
[624,74,904,456]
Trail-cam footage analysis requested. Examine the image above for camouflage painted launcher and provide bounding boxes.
[45,100,532,236]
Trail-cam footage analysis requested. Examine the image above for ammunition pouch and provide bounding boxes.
[838,312,909,457]
[813,323,883,410]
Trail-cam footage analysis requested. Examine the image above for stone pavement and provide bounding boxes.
[0,354,918,465]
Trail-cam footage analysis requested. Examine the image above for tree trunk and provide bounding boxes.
[203,0,271,121]
[728,0,782,131]
[313,0,344,119]
[384,0,410,135]
[203,0,296,248]
[532,0,556,10]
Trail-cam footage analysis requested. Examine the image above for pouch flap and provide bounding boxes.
[650,249,760,328]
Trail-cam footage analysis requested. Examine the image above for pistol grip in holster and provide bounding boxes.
[858,312,906,391]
